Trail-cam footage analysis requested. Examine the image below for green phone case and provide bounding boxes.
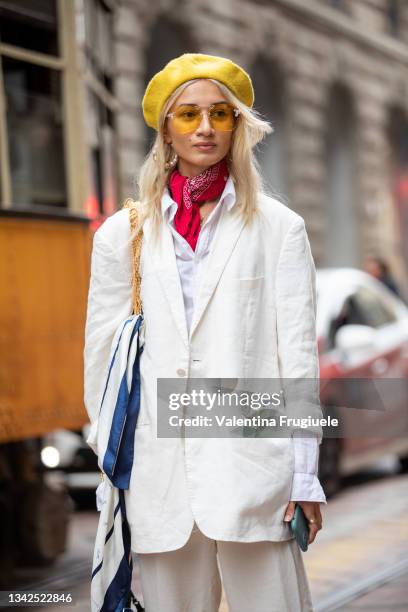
[290,504,309,552]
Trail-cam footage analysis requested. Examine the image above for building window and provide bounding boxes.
[324,84,359,267]
[144,16,196,151]
[387,107,408,279]
[0,0,68,208]
[251,56,288,199]
[388,0,400,37]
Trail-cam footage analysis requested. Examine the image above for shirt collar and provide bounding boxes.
[161,174,237,219]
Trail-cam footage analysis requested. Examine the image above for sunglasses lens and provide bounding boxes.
[169,103,238,133]
[172,106,202,133]
[209,103,236,131]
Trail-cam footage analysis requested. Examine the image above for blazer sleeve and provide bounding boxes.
[275,216,323,445]
[83,229,133,426]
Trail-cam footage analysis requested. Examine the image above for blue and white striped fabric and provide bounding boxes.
[90,485,133,612]
[87,314,144,612]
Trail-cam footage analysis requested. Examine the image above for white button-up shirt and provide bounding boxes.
[161,177,327,503]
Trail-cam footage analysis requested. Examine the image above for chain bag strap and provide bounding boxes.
[123,198,143,316]
[98,198,143,488]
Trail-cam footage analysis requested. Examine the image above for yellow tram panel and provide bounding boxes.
[0,216,92,443]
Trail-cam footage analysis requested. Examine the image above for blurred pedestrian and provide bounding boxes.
[363,255,402,298]
[84,53,326,612]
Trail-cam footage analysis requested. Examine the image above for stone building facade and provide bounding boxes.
[80,0,408,295]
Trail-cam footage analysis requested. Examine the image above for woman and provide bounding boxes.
[84,53,326,612]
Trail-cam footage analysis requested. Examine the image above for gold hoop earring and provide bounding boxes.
[165,150,178,171]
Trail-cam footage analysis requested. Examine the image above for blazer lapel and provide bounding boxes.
[189,204,246,340]
[142,217,189,348]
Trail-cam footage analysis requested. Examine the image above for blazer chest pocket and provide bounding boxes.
[237,276,265,291]
[231,276,266,306]
[221,277,266,320]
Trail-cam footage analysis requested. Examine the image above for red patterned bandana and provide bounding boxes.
[168,157,229,251]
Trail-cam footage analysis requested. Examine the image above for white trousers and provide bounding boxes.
[137,522,314,612]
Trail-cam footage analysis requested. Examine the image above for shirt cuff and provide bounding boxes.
[290,434,327,503]
[290,472,327,503]
[292,434,319,473]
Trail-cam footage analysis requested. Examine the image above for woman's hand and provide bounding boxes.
[283,501,323,545]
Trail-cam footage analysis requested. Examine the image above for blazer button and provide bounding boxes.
[176,368,186,377]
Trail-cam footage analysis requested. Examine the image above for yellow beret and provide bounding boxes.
[142,53,254,131]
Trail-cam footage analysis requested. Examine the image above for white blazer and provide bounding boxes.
[84,187,323,553]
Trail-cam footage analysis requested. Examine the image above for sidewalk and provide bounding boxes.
[342,571,408,611]
[305,473,408,607]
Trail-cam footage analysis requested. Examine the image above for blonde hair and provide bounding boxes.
[132,78,273,243]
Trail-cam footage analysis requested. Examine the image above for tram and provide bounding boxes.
[0,0,119,582]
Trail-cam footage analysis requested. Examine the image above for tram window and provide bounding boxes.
[0,0,59,56]
[84,0,114,92]
[3,56,67,207]
[82,0,117,217]
[86,89,118,217]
